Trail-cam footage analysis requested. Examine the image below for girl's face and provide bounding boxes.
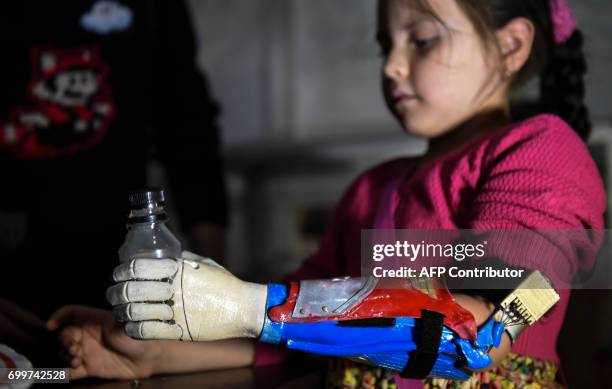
[379,0,507,138]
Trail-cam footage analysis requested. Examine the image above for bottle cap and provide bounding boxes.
[128,189,165,210]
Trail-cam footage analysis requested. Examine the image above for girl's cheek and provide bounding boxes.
[424,37,454,66]
[413,61,445,103]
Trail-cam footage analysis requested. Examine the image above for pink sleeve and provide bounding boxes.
[468,114,606,280]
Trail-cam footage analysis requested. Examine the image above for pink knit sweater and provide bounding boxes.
[254,114,606,382]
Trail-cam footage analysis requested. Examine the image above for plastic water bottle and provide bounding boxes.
[118,189,182,263]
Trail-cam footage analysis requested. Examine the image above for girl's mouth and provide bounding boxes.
[392,90,417,106]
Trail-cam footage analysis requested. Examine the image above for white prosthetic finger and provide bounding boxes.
[112,303,174,322]
[124,321,185,340]
[106,281,174,306]
[113,258,179,282]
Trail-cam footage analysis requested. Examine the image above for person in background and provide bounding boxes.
[0,0,227,364]
[49,0,605,387]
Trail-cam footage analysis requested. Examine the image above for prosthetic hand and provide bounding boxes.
[106,251,267,341]
[107,253,509,380]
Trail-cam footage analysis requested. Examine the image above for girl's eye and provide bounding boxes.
[412,36,439,51]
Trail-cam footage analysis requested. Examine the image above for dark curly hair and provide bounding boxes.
[380,0,591,139]
[539,31,590,139]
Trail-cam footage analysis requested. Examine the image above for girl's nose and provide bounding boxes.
[383,49,410,81]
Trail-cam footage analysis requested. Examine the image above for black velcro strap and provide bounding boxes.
[400,310,445,379]
[337,318,396,327]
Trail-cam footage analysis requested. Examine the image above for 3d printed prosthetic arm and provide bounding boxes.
[106,252,558,380]
[259,278,504,380]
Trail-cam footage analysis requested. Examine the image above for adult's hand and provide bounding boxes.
[47,305,162,380]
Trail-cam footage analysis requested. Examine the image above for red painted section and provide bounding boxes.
[268,279,477,341]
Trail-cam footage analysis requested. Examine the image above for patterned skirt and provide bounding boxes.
[326,353,563,389]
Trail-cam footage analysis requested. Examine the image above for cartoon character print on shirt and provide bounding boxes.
[0,45,115,158]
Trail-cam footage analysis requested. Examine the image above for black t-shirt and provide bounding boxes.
[0,0,227,316]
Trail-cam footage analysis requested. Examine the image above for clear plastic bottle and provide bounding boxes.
[118,189,182,263]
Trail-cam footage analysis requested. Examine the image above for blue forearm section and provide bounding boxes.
[259,284,502,380]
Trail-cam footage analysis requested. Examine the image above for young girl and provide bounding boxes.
[48,0,605,387]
